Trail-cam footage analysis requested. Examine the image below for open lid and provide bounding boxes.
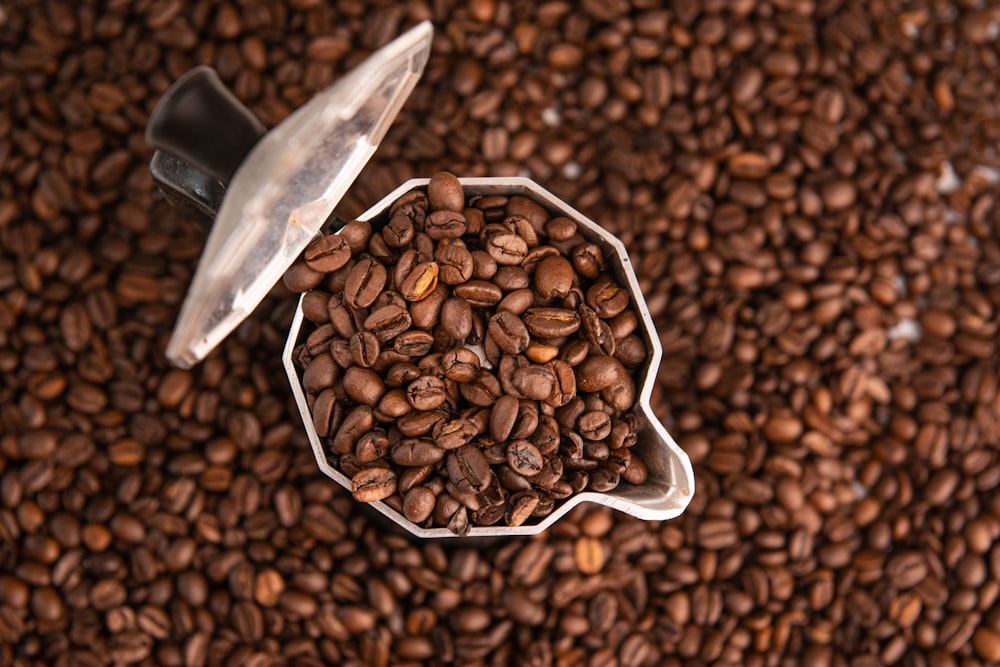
[159,22,434,368]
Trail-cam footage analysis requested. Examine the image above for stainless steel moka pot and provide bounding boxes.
[146,23,694,538]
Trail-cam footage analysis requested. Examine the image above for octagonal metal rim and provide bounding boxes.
[283,176,695,538]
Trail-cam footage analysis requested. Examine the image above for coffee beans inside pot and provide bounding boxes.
[286,173,648,533]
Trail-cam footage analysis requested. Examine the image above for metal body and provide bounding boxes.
[283,177,695,538]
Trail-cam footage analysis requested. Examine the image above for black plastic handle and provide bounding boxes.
[146,66,266,185]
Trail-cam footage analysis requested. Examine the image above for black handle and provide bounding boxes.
[146,66,266,185]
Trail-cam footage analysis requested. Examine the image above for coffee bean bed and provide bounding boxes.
[2,1,1000,666]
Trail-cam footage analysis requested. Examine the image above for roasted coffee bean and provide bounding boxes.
[534,256,575,298]
[385,362,422,387]
[365,304,412,341]
[580,305,616,356]
[453,280,503,308]
[339,219,373,255]
[447,446,492,492]
[576,355,625,393]
[435,418,479,450]
[302,353,338,393]
[355,430,391,464]
[393,330,434,357]
[406,376,448,411]
[460,371,503,407]
[344,257,387,309]
[615,335,647,368]
[578,411,612,441]
[439,298,474,342]
[399,261,439,302]
[545,217,577,241]
[435,243,474,284]
[349,331,380,368]
[283,260,325,291]
[383,213,415,248]
[333,406,373,455]
[470,249,497,279]
[493,266,530,292]
[512,365,556,401]
[441,348,481,382]
[601,375,636,412]
[351,467,397,502]
[586,277,630,318]
[488,311,530,355]
[497,288,535,315]
[427,172,464,211]
[490,395,520,442]
[342,367,386,406]
[523,308,581,338]
[571,243,605,279]
[304,233,352,272]
[391,439,445,467]
[506,440,544,477]
[484,229,528,266]
[426,210,467,240]
[407,283,447,330]
[301,289,333,323]
[397,409,448,437]
[403,487,436,524]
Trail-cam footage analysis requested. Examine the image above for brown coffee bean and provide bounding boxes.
[586,278,630,318]
[428,172,465,211]
[577,411,612,440]
[484,229,528,266]
[392,330,434,357]
[576,355,624,392]
[571,243,605,279]
[447,445,492,491]
[339,219,373,255]
[441,348,481,382]
[435,418,479,451]
[505,491,540,526]
[406,375,448,411]
[601,375,636,412]
[533,255,575,298]
[488,311,530,355]
[351,467,397,502]
[506,440,543,477]
[459,371,502,407]
[453,280,503,308]
[489,395,519,442]
[403,487,436,524]
[435,243,474,284]
[399,261,439,302]
[333,405,373,454]
[342,367,386,406]
[383,213,415,247]
[615,335,647,368]
[545,217,577,241]
[397,409,448,437]
[523,307,581,338]
[355,430,390,464]
[344,257,387,308]
[409,283,447,330]
[426,209,467,240]
[511,365,556,401]
[304,233,352,272]
[283,260,325,292]
[391,439,445,466]
[349,331,380,368]
[365,304,412,341]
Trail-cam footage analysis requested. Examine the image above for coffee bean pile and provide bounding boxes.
[286,172,648,533]
[4,0,1000,665]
